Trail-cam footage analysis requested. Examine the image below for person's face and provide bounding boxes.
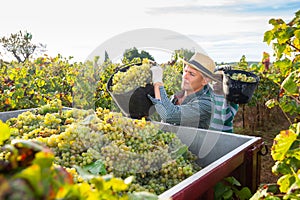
[181,65,207,94]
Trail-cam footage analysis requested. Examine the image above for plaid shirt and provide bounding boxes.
[209,94,239,133]
[148,85,213,129]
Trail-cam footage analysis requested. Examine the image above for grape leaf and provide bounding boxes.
[271,130,297,161]
[277,174,294,193]
[287,177,300,195]
[83,159,107,175]
[14,164,43,196]
[236,187,252,200]
[0,121,10,145]
[265,99,278,109]
[281,70,299,95]
[224,176,241,186]
[171,144,188,159]
[272,161,292,175]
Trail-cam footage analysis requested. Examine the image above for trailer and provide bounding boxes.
[156,122,264,199]
[0,109,264,200]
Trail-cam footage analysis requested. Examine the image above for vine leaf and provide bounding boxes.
[0,121,10,145]
[281,70,299,96]
[271,129,297,161]
[277,174,294,193]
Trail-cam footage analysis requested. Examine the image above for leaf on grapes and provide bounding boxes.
[0,121,10,145]
[271,129,297,161]
[171,144,188,159]
[73,165,96,181]
[83,159,107,175]
[80,114,98,125]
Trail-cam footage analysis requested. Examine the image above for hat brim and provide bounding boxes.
[179,58,221,83]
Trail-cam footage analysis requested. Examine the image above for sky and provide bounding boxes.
[0,0,299,64]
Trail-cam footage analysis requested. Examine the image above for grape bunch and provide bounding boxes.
[3,100,202,195]
[230,73,256,83]
[111,63,151,94]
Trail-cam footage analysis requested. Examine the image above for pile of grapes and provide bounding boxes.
[2,100,201,195]
[110,62,182,95]
[111,63,151,94]
[229,73,256,83]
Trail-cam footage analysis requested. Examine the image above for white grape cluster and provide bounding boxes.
[111,63,151,94]
[4,101,201,195]
[230,73,256,83]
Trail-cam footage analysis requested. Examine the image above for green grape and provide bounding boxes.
[230,73,256,82]
[3,100,202,195]
[111,63,151,94]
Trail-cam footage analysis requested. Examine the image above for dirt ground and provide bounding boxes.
[234,113,290,185]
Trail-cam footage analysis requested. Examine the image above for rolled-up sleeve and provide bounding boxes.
[149,86,212,129]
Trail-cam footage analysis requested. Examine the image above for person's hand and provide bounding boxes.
[150,65,163,84]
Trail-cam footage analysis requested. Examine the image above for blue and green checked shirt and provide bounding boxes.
[148,85,213,129]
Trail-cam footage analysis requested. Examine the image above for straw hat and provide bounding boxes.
[180,52,219,82]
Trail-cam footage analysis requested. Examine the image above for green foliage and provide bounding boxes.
[214,176,252,200]
[122,47,155,63]
[252,10,300,199]
[0,55,76,111]
[230,54,279,110]
[237,55,249,69]
[173,48,195,61]
[0,30,46,63]
[0,121,10,145]
[83,159,107,175]
[262,10,300,121]
[0,140,147,200]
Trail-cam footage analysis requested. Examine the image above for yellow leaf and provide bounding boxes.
[271,129,297,161]
[0,121,10,145]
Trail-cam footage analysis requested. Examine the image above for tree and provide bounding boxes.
[140,50,154,61]
[0,30,46,63]
[122,47,154,62]
[104,50,110,62]
[238,55,248,69]
[173,48,195,61]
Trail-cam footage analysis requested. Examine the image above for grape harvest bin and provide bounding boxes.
[0,109,264,200]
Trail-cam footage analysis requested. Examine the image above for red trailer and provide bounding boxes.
[156,122,264,200]
[0,109,264,200]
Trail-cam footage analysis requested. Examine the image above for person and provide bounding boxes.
[209,70,239,133]
[148,52,219,129]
